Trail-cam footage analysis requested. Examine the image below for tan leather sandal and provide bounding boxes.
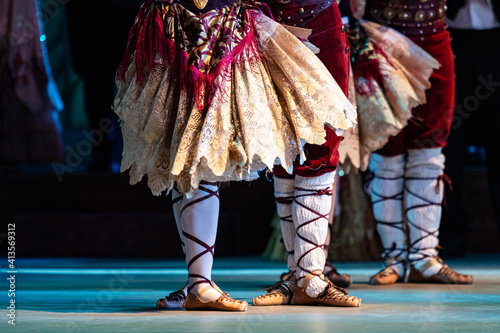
[292,273,361,307]
[369,256,406,285]
[156,281,225,309]
[369,267,401,285]
[408,257,473,284]
[253,278,296,306]
[183,286,248,311]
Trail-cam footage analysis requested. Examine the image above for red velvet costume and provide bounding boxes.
[365,1,472,285]
[365,0,455,156]
[271,1,350,178]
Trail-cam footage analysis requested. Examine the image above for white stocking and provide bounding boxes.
[369,153,407,277]
[181,182,221,302]
[405,148,446,276]
[274,176,297,273]
[293,172,336,297]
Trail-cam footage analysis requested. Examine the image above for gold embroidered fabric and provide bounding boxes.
[339,20,439,172]
[193,0,209,9]
[114,1,356,197]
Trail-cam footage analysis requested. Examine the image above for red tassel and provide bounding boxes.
[155,11,166,60]
[177,51,189,89]
[200,17,262,113]
[118,5,265,116]
[117,0,153,82]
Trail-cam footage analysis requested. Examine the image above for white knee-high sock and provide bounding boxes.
[369,153,407,277]
[181,182,221,302]
[274,176,297,273]
[405,148,445,276]
[294,172,336,297]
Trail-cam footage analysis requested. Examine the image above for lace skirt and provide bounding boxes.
[114,0,356,197]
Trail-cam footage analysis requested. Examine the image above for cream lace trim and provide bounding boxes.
[115,12,357,197]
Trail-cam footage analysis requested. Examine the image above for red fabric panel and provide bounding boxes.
[377,30,455,156]
[274,3,349,177]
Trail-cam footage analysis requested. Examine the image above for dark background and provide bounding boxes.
[1,0,499,260]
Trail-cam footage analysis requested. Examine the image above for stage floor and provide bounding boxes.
[1,255,499,333]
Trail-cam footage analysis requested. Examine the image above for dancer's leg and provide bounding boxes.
[405,149,472,284]
[291,173,360,307]
[181,182,248,311]
[369,154,407,285]
[156,189,188,309]
[254,175,297,306]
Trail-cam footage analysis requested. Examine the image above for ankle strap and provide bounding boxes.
[301,270,324,290]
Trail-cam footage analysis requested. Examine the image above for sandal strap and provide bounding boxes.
[301,270,324,290]
[266,281,293,297]
[318,281,349,298]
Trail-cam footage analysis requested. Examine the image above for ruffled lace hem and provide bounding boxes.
[115,2,356,197]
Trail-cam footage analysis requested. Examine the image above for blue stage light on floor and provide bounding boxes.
[0,268,288,276]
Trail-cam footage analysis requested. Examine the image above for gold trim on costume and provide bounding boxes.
[193,0,209,9]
